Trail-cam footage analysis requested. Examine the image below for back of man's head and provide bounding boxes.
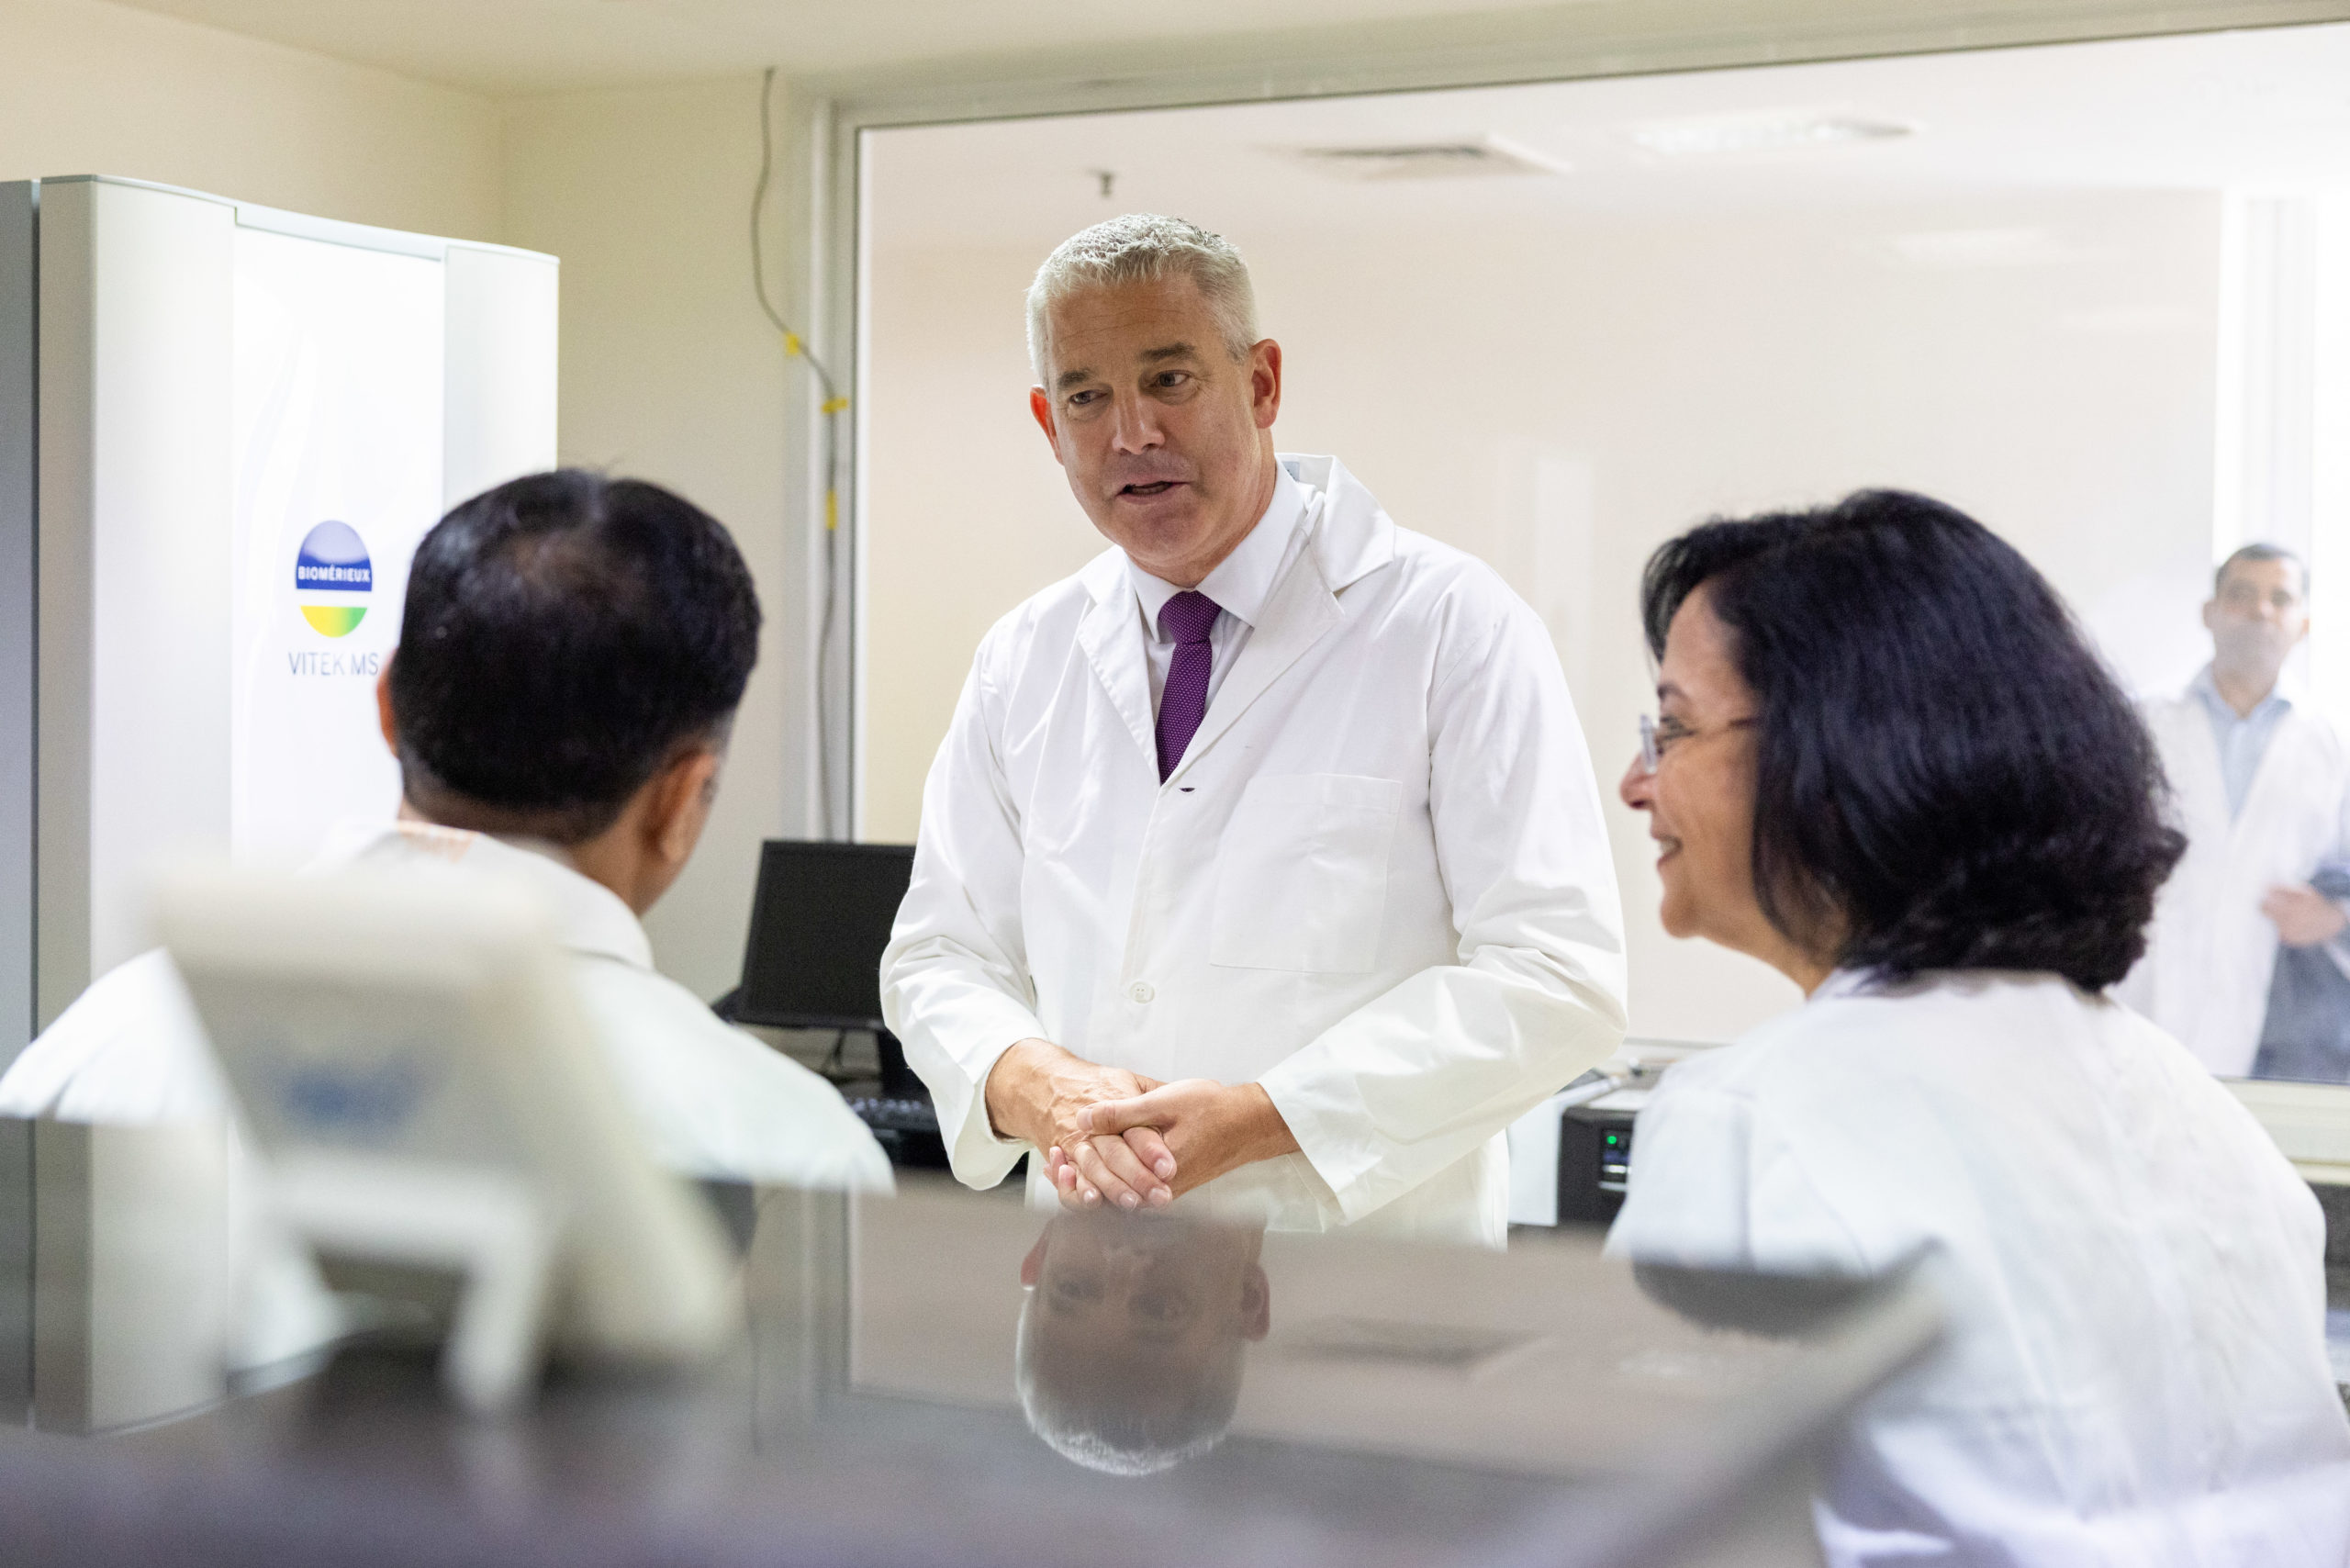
[388,469,760,845]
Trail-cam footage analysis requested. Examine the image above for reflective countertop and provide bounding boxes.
[0,1176,1940,1568]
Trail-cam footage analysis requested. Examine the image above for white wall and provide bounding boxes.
[2,17,804,1003]
[862,189,2222,1044]
[0,0,499,241]
[501,78,814,1001]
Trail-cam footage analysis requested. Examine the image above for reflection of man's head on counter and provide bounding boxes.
[1016,1209,1270,1475]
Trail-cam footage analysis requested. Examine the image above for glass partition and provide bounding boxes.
[857,23,2350,1091]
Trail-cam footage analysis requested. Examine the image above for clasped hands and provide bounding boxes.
[982,1037,1299,1213]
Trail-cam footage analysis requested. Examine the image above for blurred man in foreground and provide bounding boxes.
[1,470,890,1193]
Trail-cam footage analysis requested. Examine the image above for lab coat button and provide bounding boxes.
[1129,982,1155,1004]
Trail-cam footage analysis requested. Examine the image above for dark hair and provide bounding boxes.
[388,469,761,844]
[1639,489,2183,991]
[2216,542,2306,596]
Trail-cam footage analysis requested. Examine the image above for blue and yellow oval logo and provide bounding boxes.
[295,521,372,638]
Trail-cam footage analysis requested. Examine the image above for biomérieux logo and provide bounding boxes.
[294,521,372,638]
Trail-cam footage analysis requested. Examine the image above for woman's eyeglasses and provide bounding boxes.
[1636,713,1757,776]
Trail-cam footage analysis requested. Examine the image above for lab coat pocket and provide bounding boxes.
[1209,774,1401,973]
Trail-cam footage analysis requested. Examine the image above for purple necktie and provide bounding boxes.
[1156,590,1222,781]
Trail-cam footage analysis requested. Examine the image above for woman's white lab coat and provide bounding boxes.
[880,455,1628,1246]
[2120,689,2350,1077]
[1609,969,2350,1566]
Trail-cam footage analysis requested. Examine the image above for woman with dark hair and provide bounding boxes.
[1606,490,2350,1564]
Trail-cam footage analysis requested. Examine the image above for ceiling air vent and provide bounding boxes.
[1628,111,1916,158]
[1292,135,1569,179]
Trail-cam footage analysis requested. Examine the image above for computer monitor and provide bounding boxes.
[733,840,914,1025]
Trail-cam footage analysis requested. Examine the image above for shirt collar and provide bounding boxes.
[1125,464,1309,641]
[1810,969,1872,1004]
[308,818,655,969]
[2189,662,2293,723]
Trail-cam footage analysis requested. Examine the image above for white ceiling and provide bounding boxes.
[96,0,1617,95]
[867,23,2350,251]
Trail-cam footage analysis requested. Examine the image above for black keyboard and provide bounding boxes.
[850,1096,940,1134]
[849,1095,950,1170]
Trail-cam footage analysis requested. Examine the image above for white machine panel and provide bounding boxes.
[24,176,557,1025]
[444,245,559,511]
[231,229,445,861]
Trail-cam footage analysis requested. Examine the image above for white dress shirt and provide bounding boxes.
[0,820,893,1373]
[1127,466,1310,712]
[881,454,1628,1246]
[0,820,893,1193]
[2190,665,2295,821]
[1609,969,2350,1566]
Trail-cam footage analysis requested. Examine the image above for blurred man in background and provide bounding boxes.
[2121,543,2350,1077]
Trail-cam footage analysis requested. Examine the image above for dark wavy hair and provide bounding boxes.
[389,469,761,844]
[1639,489,2183,991]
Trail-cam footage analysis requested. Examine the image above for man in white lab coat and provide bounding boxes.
[2121,543,2350,1076]
[1,470,890,1196]
[879,215,1628,1247]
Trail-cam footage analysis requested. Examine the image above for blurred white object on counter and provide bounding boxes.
[159,861,740,1412]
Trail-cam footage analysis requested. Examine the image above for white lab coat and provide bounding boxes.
[2120,686,2350,1077]
[1609,969,2350,1567]
[880,454,1628,1247]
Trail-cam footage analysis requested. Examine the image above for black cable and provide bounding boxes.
[750,69,837,403]
[753,65,847,839]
